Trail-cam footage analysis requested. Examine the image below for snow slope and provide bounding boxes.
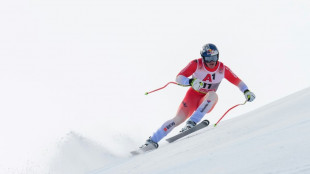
[1,1,310,173]
[89,87,310,174]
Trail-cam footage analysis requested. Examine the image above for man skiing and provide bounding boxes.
[140,43,255,151]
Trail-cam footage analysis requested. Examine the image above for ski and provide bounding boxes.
[130,150,143,156]
[166,120,210,143]
[130,144,157,156]
[130,120,210,156]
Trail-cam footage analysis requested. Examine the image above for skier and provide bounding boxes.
[140,43,255,150]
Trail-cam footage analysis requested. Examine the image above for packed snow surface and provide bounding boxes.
[82,87,310,174]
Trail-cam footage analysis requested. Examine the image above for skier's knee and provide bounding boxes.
[207,91,218,101]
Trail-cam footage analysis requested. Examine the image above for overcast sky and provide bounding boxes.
[0,0,310,173]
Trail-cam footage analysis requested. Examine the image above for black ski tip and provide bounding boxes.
[202,120,210,125]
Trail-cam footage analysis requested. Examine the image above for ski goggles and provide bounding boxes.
[202,54,218,63]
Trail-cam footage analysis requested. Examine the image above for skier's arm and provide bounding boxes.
[224,65,248,93]
[225,66,256,102]
[176,60,197,86]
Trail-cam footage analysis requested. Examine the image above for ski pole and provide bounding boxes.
[214,100,247,127]
[145,82,179,95]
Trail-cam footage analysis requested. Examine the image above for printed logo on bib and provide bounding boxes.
[203,73,216,82]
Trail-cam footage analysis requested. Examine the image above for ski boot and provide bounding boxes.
[180,120,196,132]
[139,137,159,151]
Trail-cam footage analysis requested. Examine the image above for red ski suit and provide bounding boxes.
[149,58,248,143]
[174,58,248,123]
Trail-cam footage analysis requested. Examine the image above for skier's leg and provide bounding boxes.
[188,91,218,123]
[150,89,203,143]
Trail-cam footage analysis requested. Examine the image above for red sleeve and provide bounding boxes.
[224,65,241,86]
[177,60,197,77]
